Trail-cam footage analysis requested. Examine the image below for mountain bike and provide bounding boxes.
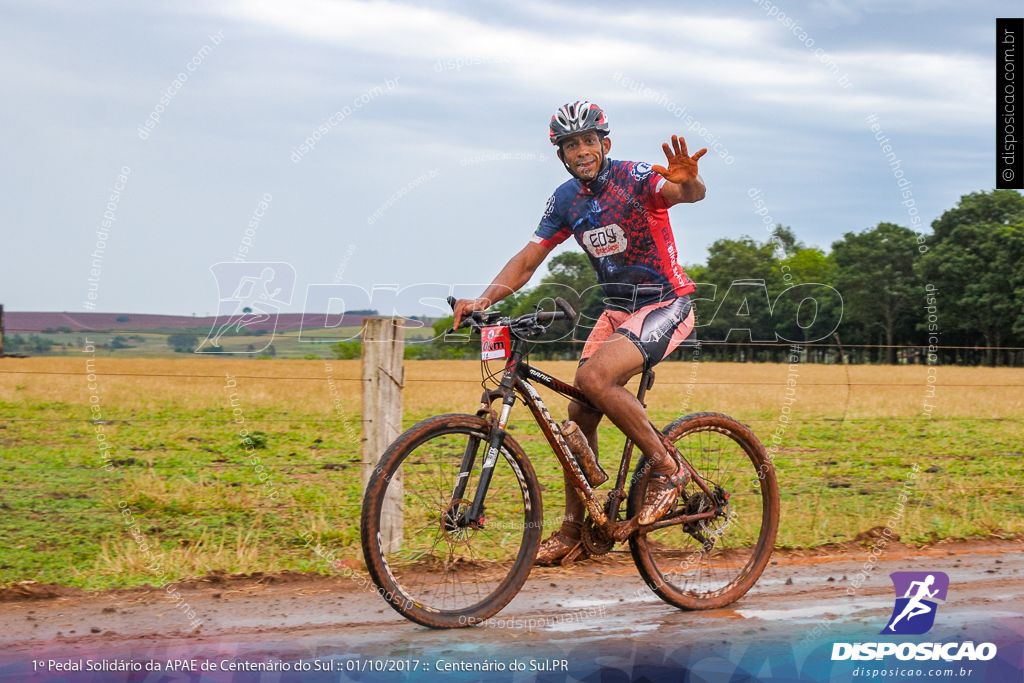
[360,297,779,629]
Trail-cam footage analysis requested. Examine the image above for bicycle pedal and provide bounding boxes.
[559,541,587,568]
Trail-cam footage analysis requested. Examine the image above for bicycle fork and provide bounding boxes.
[462,392,516,527]
[448,363,522,530]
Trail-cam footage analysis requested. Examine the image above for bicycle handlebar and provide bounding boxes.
[446,296,576,335]
[554,297,577,322]
[534,297,577,324]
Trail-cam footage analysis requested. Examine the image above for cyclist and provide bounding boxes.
[452,101,706,565]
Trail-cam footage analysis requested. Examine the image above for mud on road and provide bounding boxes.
[2,539,1021,662]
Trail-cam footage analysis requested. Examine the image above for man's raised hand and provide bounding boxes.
[651,135,707,185]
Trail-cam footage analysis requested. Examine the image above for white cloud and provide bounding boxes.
[0,0,1011,313]
[209,0,991,130]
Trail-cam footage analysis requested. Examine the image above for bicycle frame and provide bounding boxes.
[455,329,717,542]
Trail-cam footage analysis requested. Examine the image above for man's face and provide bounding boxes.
[560,132,611,180]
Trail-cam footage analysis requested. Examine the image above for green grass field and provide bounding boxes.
[1,357,1021,590]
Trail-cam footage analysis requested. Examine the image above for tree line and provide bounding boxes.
[410,190,1024,366]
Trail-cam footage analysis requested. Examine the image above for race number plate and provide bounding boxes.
[481,326,511,360]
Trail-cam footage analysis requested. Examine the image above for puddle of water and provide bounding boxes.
[736,600,891,621]
[558,597,622,609]
[630,595,660,603]
[749,575,866,589]
[544,616,660,634]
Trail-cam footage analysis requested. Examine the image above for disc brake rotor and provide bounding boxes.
[441,498,476,546]
[682,488,730,542]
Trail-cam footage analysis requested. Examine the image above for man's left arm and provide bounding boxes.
[660,174,705,205]
[651,134,707,207]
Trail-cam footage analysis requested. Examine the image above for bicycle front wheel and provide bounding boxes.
[360,413,542,628]
[627,412,779,610]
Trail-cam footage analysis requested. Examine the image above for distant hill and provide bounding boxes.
[4,311,373,333]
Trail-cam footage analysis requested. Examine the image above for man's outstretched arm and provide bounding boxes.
[652,134,707,206]
[452,241,552,328]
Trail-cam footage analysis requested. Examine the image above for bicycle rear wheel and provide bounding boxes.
[627,412,779,610]
[361,413,542,628]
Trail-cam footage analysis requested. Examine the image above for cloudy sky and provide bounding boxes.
[0,0,1013,317]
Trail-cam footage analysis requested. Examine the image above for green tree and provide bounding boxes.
[831,223,920,364]
[29,335,54,352]
[4,334,25,353]
[918,190,1024,365]
[770,245,842,346]
[769,225,801,257]
[694,227,840,358]
[166,334,199,352]
[418,315,477,360]
[509,252,604,359]
[417,252,604,361]
[331,341,362,359]
[698,235,780,357]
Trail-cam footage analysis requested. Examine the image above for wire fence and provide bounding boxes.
[2,350,1021,521]
[1,369,1022,387]
[8,326,1024,350]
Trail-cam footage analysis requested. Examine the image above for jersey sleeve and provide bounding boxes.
[531,193,572,248]
[628,161,670,211]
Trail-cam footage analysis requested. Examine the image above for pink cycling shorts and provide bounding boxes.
[580,296,696,370]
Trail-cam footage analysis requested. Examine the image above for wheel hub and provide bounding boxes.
[441,498,477,546]
[682,488,730,539]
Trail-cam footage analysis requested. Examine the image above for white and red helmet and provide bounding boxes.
[549,101,610,146]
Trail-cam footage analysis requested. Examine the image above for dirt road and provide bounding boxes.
[2,540,1022,679]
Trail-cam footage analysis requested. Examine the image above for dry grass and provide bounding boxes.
[3,356,1022,420]
[94,522,273,581]
[1,357,1021,589]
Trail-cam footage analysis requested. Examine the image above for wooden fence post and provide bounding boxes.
[0,304,4,356]
[361,318,405,553]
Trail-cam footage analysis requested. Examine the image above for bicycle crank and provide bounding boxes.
[581,516,615,556]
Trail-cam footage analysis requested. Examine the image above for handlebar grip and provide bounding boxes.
[447,295,465,333]
[554,297,577,322]
[448,296,485,332]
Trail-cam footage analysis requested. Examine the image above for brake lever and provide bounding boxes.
[452,314,484,334]
[510,317,547,338]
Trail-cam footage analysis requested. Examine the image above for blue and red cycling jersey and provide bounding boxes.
[532,159,696,312]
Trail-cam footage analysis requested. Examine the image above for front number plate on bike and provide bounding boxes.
[481,326,511,360]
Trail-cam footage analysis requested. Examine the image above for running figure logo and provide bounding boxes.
[197,262,296,354]
[880,571,949,635]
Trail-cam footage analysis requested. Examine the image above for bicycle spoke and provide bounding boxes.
[371,424,534,615]
[638,417,772,603]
